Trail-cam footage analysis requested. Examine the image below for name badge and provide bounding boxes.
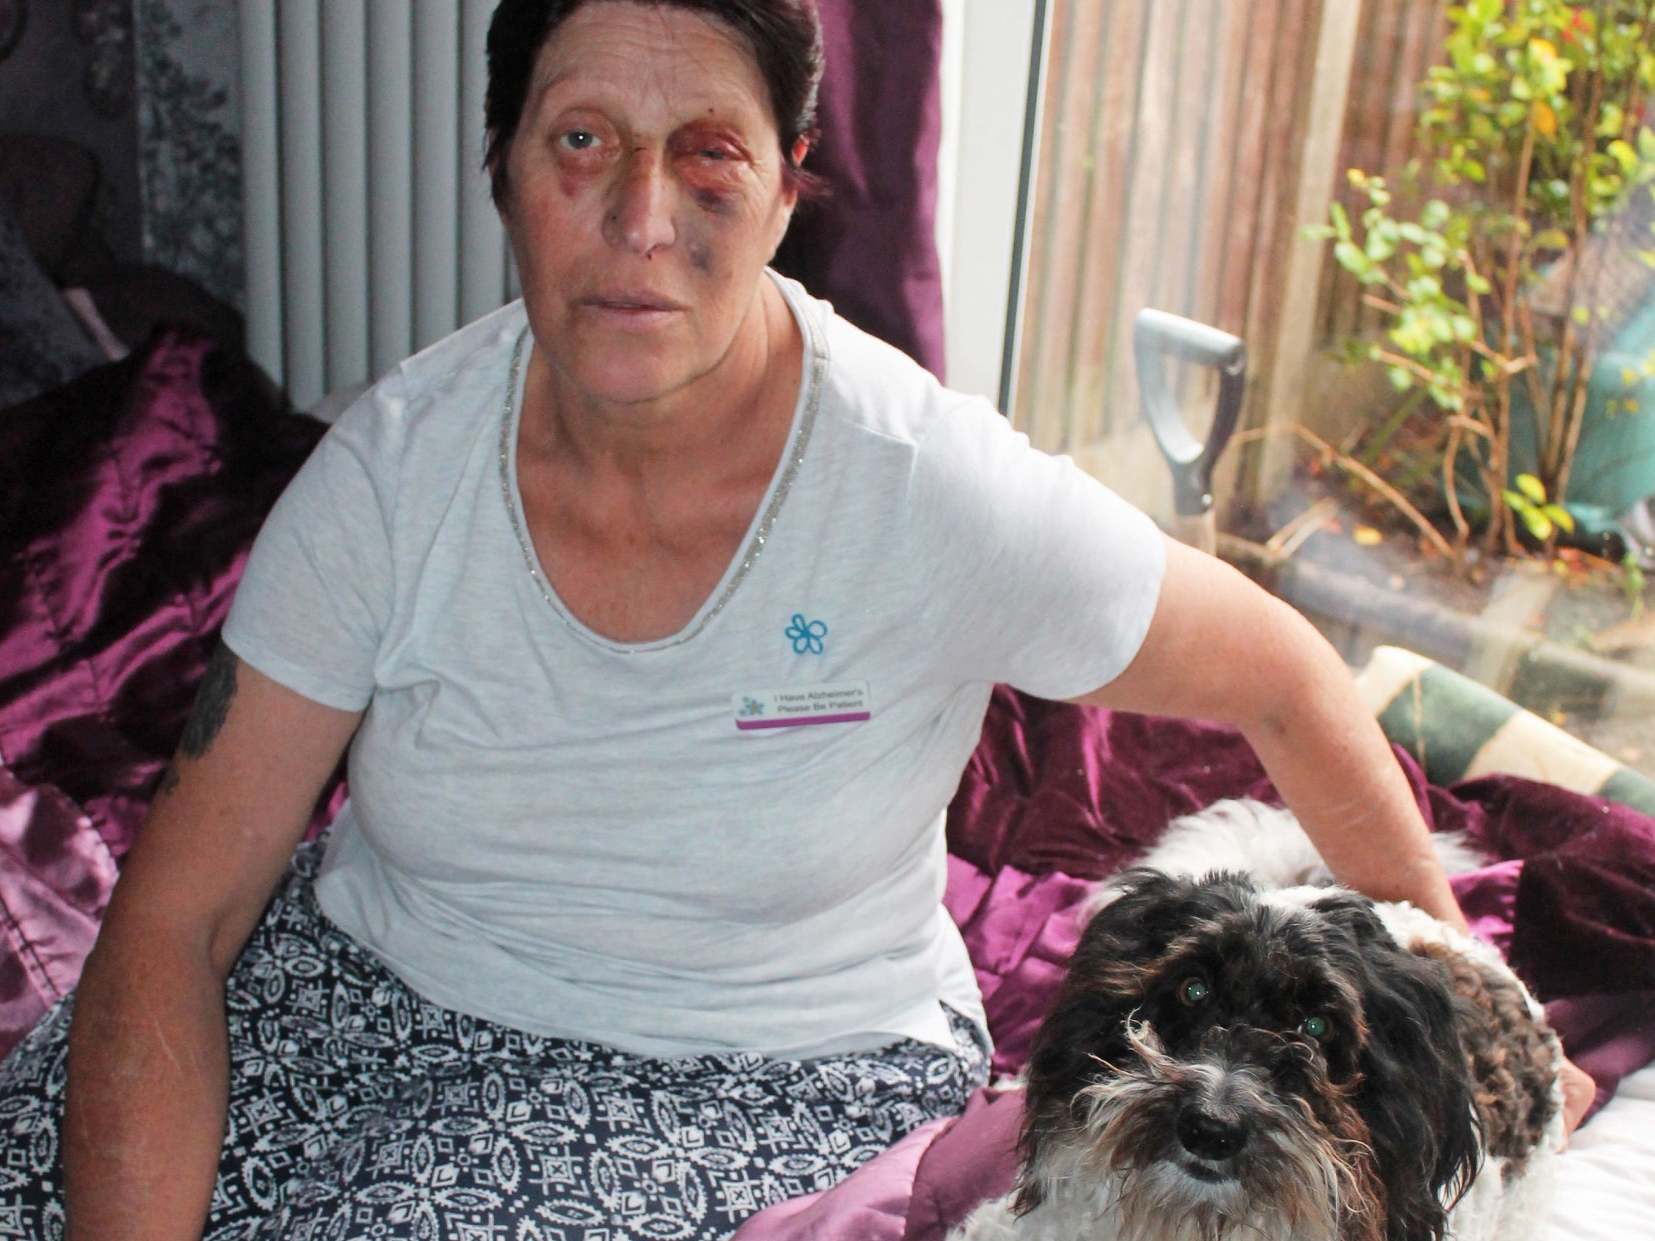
[733,681,871,730]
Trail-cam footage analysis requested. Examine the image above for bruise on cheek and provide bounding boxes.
[553,151,609,200]
[685,234,716,274]
[691,187,736,215]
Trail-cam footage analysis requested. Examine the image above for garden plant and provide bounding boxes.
[1313,0,1655,564]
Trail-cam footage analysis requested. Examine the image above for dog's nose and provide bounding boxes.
[1176,1106,1249,1161]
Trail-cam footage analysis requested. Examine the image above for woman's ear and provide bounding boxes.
[778,136,811,214]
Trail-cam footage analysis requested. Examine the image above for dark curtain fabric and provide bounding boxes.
[773,0,948,380]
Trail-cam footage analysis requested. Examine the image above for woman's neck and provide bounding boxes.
[521,276,801,483]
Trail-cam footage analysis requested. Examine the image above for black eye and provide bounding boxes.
[1178,978,1210,1005]
[1299,1014,1330,1040]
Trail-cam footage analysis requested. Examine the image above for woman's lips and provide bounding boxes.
[579,292,687,326]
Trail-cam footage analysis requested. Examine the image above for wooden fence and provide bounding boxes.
[1008,0,1449,518]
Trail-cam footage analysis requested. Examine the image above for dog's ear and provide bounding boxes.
[1014,869,1226,1214]
[1307,891,1391,946]
[1338,931,1482,1241]
[1083,867,1250,964]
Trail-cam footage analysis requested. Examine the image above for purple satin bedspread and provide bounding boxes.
[2,335,1653,1240]
[0,331,326,1050]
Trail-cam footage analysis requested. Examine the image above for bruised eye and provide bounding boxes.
[1299,1014,1331,1040]
[1178,978,1210,1005]
[673,129,748,170]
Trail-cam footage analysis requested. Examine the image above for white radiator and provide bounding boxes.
[238,0,519,412]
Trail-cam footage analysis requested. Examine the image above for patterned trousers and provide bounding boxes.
[0,844,986,1240]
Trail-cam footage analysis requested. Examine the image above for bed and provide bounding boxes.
[3,326,1653,1234]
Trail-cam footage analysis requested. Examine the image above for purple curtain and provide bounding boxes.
[773,0,948,380]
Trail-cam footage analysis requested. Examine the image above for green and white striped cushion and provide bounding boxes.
[1355,645,1655,817]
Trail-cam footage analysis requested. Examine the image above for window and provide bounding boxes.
[960,0,1655,787]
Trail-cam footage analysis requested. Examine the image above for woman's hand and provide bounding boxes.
[1559,1055,1596,1142]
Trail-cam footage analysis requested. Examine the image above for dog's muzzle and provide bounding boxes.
[1176,1102,1249,1163]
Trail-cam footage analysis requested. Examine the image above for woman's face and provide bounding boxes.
[498,1,800,410]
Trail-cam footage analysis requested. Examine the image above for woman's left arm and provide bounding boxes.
[1073,536,1462,927]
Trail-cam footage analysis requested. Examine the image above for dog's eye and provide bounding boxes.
[1178,978,1210,1005]
[1299,1014,1331,1040]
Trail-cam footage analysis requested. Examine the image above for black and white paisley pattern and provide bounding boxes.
[0,843,986,1240]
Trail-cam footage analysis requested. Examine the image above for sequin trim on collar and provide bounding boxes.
[497,289,828,654]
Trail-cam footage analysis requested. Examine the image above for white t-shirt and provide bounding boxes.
[223,272,1166,1058]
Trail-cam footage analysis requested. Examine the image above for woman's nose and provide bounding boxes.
[605,150,676,256]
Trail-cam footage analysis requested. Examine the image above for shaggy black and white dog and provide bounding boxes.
[952,801,1562,1241]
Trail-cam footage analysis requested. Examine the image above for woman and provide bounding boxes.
[0,2,1588,1238]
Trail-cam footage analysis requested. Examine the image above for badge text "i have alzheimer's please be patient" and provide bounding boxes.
[732,682,872,730]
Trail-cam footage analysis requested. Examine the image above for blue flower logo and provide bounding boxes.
[739,696,766,717]
[785,613,828,655]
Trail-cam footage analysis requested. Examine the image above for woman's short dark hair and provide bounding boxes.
[484,0,823,204]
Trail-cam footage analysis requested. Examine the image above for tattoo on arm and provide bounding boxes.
[157,645,239,799]
[178,644,240,759]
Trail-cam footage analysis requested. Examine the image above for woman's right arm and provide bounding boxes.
[64,646,363,1240]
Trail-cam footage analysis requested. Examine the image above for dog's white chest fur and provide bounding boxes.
[950,800,1563,1241]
